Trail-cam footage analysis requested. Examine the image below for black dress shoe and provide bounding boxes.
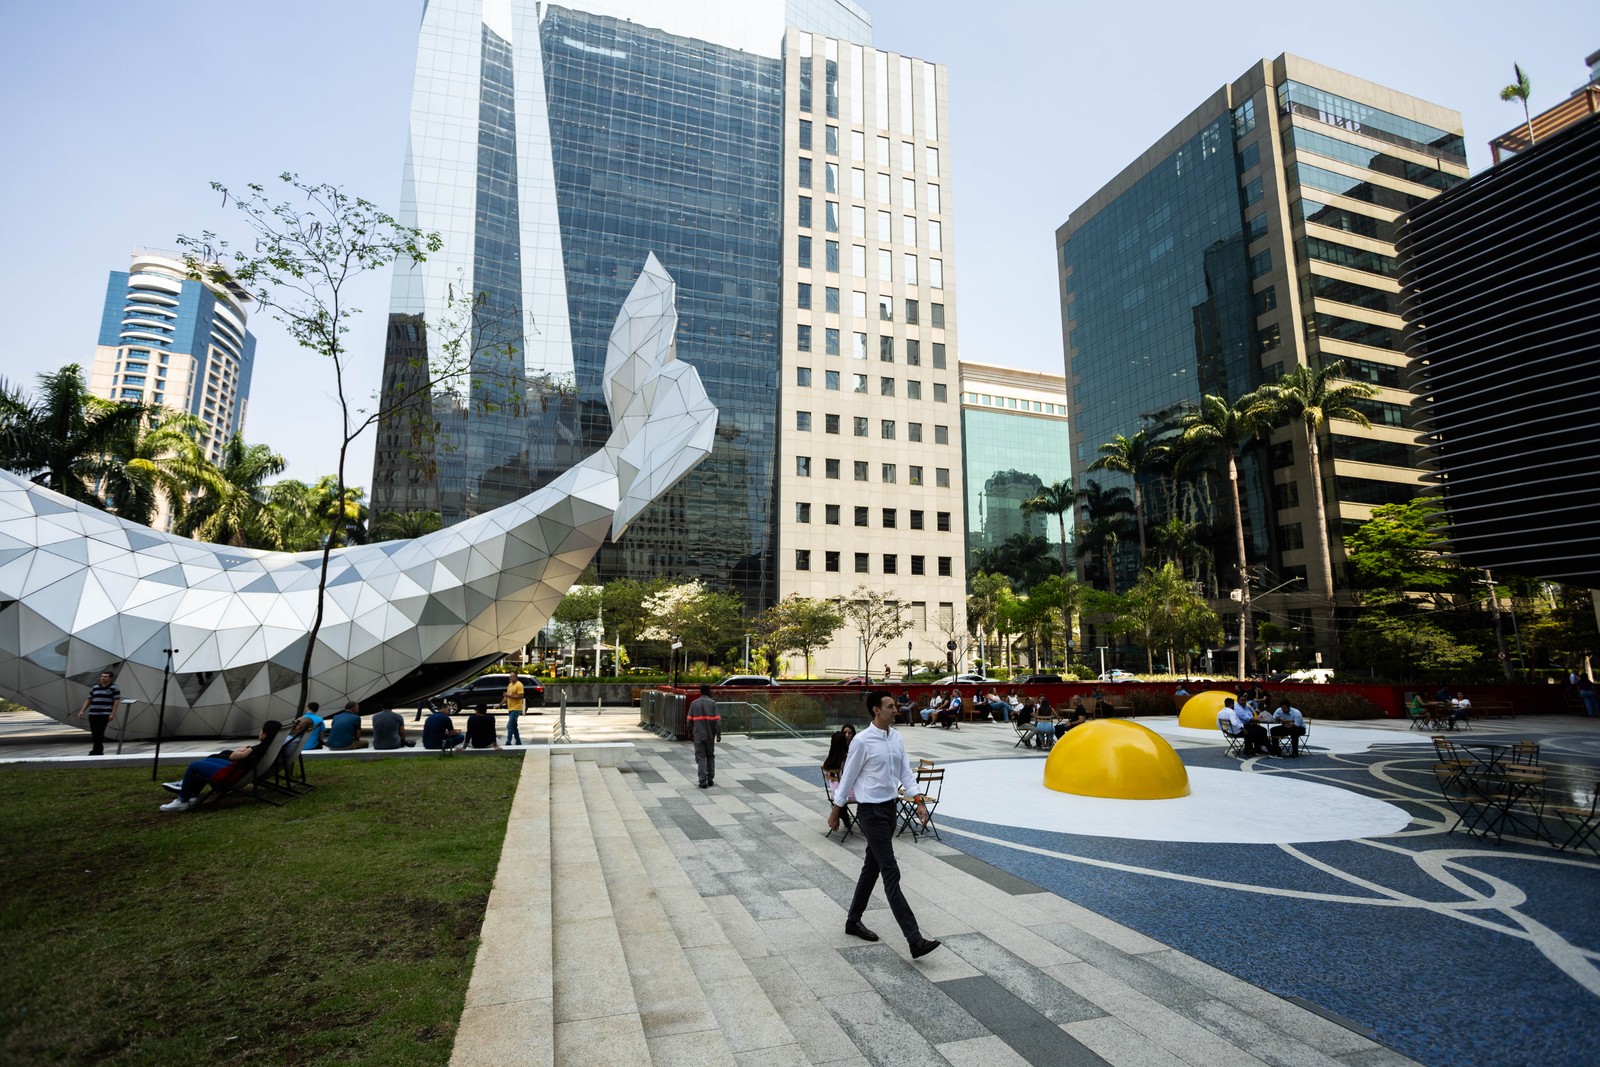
[845,920,879,942]
[909,937,941,959]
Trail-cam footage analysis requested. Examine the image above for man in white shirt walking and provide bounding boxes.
[827,692,941,959]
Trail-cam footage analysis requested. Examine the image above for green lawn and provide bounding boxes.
[0,753,525,1066]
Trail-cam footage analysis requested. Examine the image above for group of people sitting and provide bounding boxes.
[891,687,1114,729]
[1216,696,1306,757]
[295,700,419,752]
[1409,688,1473,729]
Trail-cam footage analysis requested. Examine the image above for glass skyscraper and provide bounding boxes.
[373,0,876,614]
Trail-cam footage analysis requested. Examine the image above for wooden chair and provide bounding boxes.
[1509,740,1540,767]
[1550,781,1600,856]
[898,766,943,843]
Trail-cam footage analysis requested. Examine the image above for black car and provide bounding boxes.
[1020,674,1064,684]
[437,672,545,709]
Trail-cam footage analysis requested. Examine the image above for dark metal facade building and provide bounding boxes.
[1398,113,1600,585]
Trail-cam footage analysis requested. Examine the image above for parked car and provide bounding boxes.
[1019,674,1064,684]
[931,673,995,686]
[1097,669,1140,683]
[1276,668,1335,684]
[837,676,871,685]
[717,675,779,687]
[436,672,545,708]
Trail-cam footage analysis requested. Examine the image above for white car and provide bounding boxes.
[1097,669,1141,683]
[931,673,995,686]
[1280,668,1335,684]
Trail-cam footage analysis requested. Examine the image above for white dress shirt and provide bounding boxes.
[1272,706,1304,727]
[1217,706,1241,734]
[834,722,918,804]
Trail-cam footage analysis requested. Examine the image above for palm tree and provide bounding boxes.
[1076,479,1135,595]
[99,410,213,528]
[1500,63,1535,146]
[1021,478,1075,588]
[1086,430,1166,565]
[1245,362,1379,663]
[179,434,286,548]
[1179,394,1273,679]
[370,509,443,541]
[0,365,151,507]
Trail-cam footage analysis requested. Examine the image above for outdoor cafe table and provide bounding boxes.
[1456,740,1510,772]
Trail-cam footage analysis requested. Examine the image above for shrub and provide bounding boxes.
[1289,689,1385,720]
[1126,687,1180,717]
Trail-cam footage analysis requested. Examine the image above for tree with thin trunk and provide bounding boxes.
[841,585,909,677]
[1086,431,1165,566]
[1179,394,1272,680]
[1500,63,1535,146]
[180,173,445,717]
[1022,478,1077,645]
[1245,362,1378,665]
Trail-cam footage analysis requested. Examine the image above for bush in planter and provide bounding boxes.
[1126,687,1180,717]
[766,693,828,727]
[1287,690,1385,721]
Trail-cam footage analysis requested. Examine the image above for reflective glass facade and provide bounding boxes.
[960,406,1072,580]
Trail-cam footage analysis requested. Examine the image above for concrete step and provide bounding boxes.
[451,749,555,1067]
[578,761,745,1066]
[549,752,652,1064]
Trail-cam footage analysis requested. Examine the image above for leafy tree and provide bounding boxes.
[551,586,604,651]
[840,585,909,677]
[1076,479,1135,594]
[1344,613,1484,680]
[178,433,286,548]
[1114,563,1220,674]
[641,581,744,673]
[1245,361,1378,664]
[1086,430,1166,565]
[970,533,1055,591]
[100,409,212,528]
[601,577,673,648]
[1500,63,1535,146]
[266,476,369,551]
[755,595,843,679]
[1343,497,1459,595]
[1021,478,1075,589]
[180,174,444,715]
[1179,393,1273,678]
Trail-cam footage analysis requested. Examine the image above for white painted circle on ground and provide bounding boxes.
[938,759,1412,843]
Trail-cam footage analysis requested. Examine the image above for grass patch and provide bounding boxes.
[0,754,525,1065]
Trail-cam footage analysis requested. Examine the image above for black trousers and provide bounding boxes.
[848,800,922,942]
[87,713,111,754]
[694,739,716,785]
[1242,722,1272,754]
[1271,724,1305,754]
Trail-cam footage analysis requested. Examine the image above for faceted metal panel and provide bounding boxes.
[0,256,715,735]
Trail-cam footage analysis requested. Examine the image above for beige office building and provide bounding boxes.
[775,32,967,678]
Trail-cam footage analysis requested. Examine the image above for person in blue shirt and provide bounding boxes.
[297,702,327,750]
[326,701,364,750]
[1270,698,1306,757]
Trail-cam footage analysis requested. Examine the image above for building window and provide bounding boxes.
[937,556,952,577]
[878,249,892,282]
[883,554,898,574]
[903,254,918,286]
[1253,286,1277,316]
[880,336,894,361]
[796,549,811,571]
[935,467,950,487]
[852,167,865,196]
[933,383,947,402]
[907,380,922,400]
[928,220,942,251]
[825,370,839,390]
[826,161,839,193]
[1258,322,1282,353]
[902,214,917,246]
[826,504,840,525]
[852,244,866,275]
[1247,213,1268,243]
[882,463,896,483]
[826,201,839,232]
[1250,249,1272,278]
[1277,523,1306,551]
[902,177,916,209]
[934,424,949,445]
[797,282,812,308]
[853,290,868,317]
[909,465,923,485]
[932,343,946,369]
[883,508,897,528]
[909,510,926,531]
[929,259,943,289]
[797,324,812,352]
[880,377,895,397]
[825,413,840,433]
[798,236,812,269]
[878,295,893,321]
[930,303,945,329]
[826,551,840,571]
[855,506,869,527]
[851,204,866,237]
[905,338,920,366]
[1270,440,1295,468]
[908,422,923,442]
[1238,142,1260,172]
[855,552,870,573]
[826,458,841,479]
[1271,482,1300,510]
[826,328,840,355]
[911,555,925,575]
[854,460,869,481]
[881,419,895,439]
[796,456,811,477]
[826,286,840,313]
[853,332,868,359]
[877,210,891,240]
[799,120,812,150]
[797,367,812,387]
[826,125,839,154]
[826,240,840,272]
[796,410,811,431]
[796,502,811,523]
[937,511,951,532]
[853,374,868,393]
[798,196,812,229]
[1242,177,1263,207]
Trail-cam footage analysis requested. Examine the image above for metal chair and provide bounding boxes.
[1550,781,1600,856]
[1220,724,1243,757]
[898,767,943,843]
[822,769,856,844]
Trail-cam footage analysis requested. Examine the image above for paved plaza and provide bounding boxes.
[5,707,1597,1066]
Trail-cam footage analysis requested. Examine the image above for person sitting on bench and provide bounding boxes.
[325,701,365,750]
[464,704,501,750]
[422,706,467,752]
[160,721,283,812]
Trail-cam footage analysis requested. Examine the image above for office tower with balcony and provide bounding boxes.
[1056,55,1466,649]
[90,248,257,471]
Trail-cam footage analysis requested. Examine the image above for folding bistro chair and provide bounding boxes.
[1220,723,1243,758]
[1012,717,1034,748]
[898,767,943,843]
[1551,781,1600,856]
[822,769,856,844]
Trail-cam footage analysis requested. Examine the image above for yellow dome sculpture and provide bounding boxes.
[1043,719,1191,799]
[1178,690,1240,729]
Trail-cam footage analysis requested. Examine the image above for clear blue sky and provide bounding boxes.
[2,1,1592,482]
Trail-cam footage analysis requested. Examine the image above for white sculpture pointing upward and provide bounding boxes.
[0,255,717,735]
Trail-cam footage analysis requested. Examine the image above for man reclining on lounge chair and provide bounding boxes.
[160,721,283,812]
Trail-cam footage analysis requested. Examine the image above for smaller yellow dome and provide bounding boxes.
[1043,719,1190,799]
[1178,690,1240,729]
